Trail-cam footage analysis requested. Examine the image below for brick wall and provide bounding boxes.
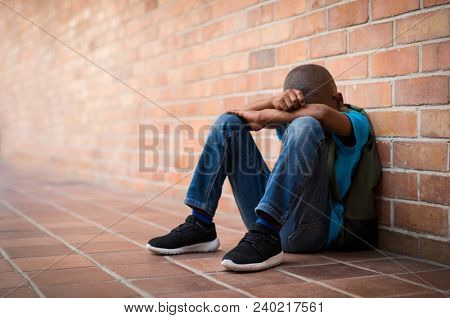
[0,0,448,264]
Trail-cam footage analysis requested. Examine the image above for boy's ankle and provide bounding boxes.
[192,209,213,226]
[256,211,281,234]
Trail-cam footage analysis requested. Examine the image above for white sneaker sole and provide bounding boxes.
[221,251,284,272]
[146,238,220,255]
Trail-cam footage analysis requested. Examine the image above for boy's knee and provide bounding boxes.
[284,116,323,141]
[211,113,246,135]
[214,113,245,127]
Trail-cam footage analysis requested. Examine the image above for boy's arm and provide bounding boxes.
[245,97,274,111]
[241,89,305,111]
[230,104,353,137]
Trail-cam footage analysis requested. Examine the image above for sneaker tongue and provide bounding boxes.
[185,215,196,223]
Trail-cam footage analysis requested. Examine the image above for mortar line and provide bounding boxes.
[276,268,361,298]
[0,200,153,298]
[319,254,449,296]
[0,246,45,298]
[44,179,450,295]
[5,184,256,298]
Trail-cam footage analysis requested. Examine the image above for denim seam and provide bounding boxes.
[255,202,284,224]
[202,128,230,216]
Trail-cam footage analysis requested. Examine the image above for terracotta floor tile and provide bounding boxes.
[245,282,348,298]
[1,167,448,298]
[171,250,226,260]
[122,231,166,244]
[13,254,94,271]
[40,281,140,298]
[0,271,26,289]
[5,244,72,259]
[28,267,114,286]
[393,291,449,298]
[281,253,334,267]
[163,289,245,298]
[353,258,444,275]
[90,250,164,265]
[180,257,226,273]
[109,220,153,233]
[0,230,46,239]
[0,219,36,232]
[133,275,225,295]
[284,263,376,281]
[108,262,191,279]
[319,249,395,262]
[326,275,429,297]
[78,241,142,254]
[0,287,38,298]
[395,269,450,290]
[44,221,94,230]
[0,236,59,248]
[211,269,301,288]
[62,233,124,244]
[0,259,13,272]
[50,227,102,236]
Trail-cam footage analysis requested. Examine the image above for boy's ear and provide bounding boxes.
[334,92,344,109]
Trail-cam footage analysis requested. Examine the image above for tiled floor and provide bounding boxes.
[0,165,448,298]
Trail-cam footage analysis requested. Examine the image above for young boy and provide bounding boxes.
[146,64,370,272]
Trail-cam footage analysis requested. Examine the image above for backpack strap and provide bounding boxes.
[326,135,341,203]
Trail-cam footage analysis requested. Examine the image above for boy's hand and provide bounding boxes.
[226,110,264,131]
[271,89,305,111]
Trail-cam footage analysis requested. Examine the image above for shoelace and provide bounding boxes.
[171,217,196,233]
[240,231,266,245]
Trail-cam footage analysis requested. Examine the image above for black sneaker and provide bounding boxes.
[221,223,284,271]
[146,215,220,255]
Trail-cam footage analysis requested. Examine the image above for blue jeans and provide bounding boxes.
[184,113,332,253]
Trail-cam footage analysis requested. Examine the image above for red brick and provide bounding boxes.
[310,0,341,9]
[370,47,419,77]
[310,31,346,58]
[420,109,450,138]
[395,76,448,105]
[260,22,290,46]
[378,229,418,257]
[221,53,249,74]
[379,171,417,200]
[419,238,450,265]
[291,11,327,38]
[424,0,450,7]
[261,68,289,89]
[348,22,393,52]
[376,140,392,167]
[328,0,368,30]
[419,174,450,205]
[249,48,275,69]
[369,111,417,137]
[394,202,448,236]
[233,29,260,52]
[247,3,274,27]
[234,73,261,92]
[276,41,308,65]
[210,77,233,95]
[371,0,419,20]
[396,9,450,44]
[275,0,308,19]
[422,41,450,71]
[346,82,392,108]
[393,141,448,171]
[327,55,368,80]
[376,199,391,226]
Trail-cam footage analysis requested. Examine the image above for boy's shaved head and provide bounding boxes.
[283,64,340,108]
